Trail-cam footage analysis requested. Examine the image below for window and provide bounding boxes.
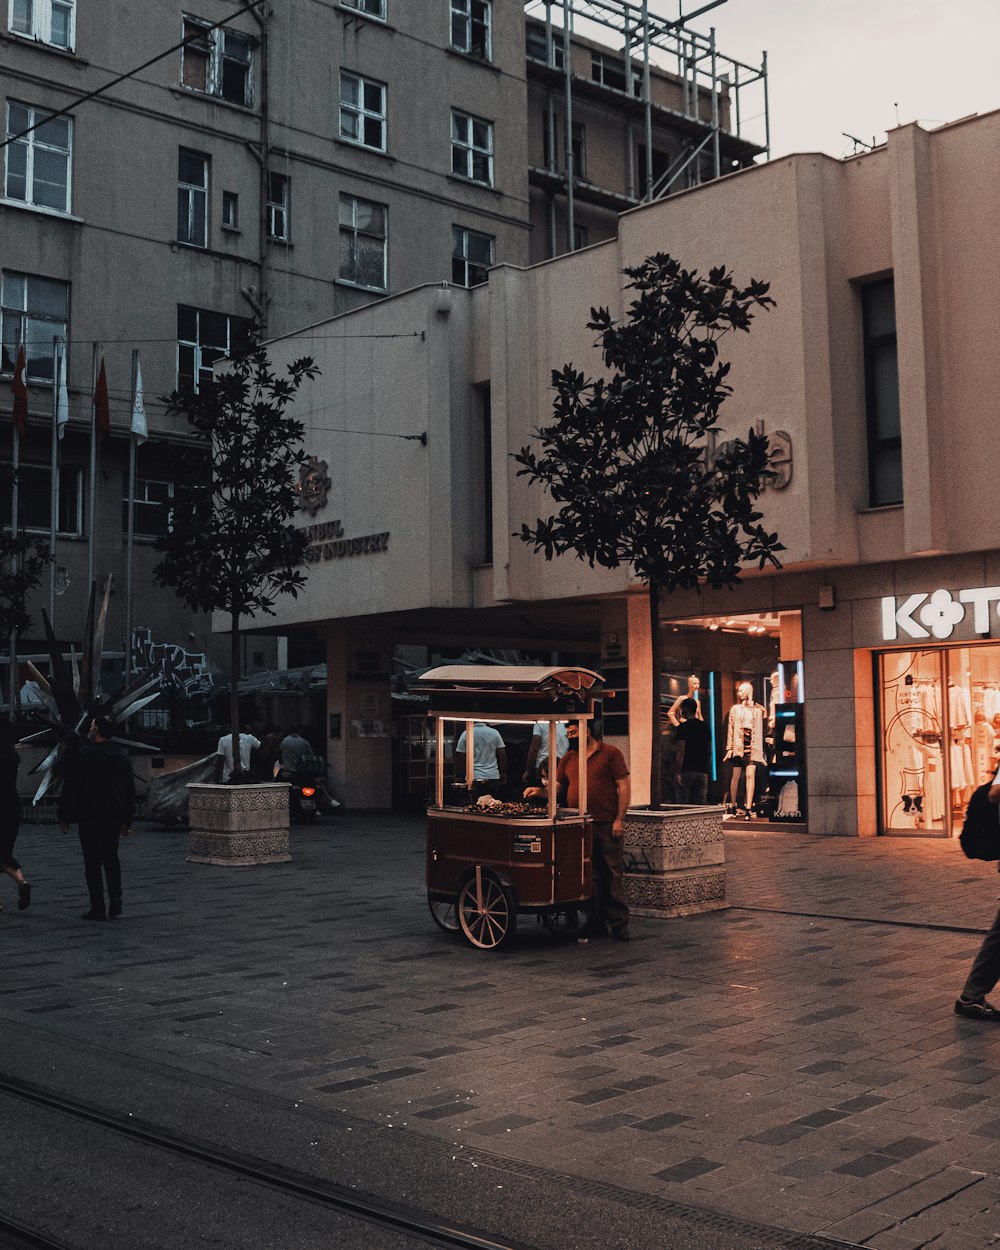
[222,191,238,229]
[452,226,493,288]
[123,479,172,538]
[542,114,585,178]
[525,25,563,68]
[342,0,386,17]
[451,0,491,59]
[177,150,208,247]
[339,72,386,151]
[4,102,72,213]
[591,51,641,94]
[1,270,68,383]
[267,172,289,241]
[181,17,254,107]
[338,195,387,290]
[862,277,902,506]
[0,464,82,534]
[8,0,75,49]
[573,223,588,250]
[176,306,249,393]
[451,111,493,185]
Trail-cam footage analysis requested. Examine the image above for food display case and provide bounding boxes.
[419,665,605,949]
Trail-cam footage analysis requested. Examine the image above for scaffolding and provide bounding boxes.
[524,0,769,253]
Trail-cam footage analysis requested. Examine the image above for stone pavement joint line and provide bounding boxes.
[5,816,1000,1249]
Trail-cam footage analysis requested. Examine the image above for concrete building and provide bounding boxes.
[0,0,764,718]
[255,106,1000,841]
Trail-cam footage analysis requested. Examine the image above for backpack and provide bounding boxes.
[959,783,1000,860]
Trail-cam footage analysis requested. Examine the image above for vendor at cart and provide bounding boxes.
[524,722,632,942]
[455,722,507,801]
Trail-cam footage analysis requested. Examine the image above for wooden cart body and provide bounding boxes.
[419,665,604,949]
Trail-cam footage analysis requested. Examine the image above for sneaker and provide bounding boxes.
[17,881,30,911]
[81,909,106,922]
[954,997,1000,1022]
[108,896,122,919]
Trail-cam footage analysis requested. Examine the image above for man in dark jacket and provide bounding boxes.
[58,715,136,921]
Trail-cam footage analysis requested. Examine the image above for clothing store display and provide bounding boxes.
[724,701,766,765]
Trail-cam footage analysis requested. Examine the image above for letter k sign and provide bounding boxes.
[881,587,1000,642]
[882,593,930,641]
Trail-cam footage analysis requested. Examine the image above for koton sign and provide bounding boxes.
[881,587,1000,642]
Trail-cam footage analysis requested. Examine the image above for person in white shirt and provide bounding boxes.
[215,728,261,783]
[455,723,506,799]
[522,720,569,785]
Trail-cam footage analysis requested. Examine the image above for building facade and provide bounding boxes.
[253,107,1000,840]
[0,0,763,715]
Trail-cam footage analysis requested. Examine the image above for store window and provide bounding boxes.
[878,644,1000,836]
[862,277,902,507]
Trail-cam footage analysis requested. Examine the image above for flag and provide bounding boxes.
[93,357,110,437]
[10,344,27,434]
[56,345,69,440]
[130,357,148,445]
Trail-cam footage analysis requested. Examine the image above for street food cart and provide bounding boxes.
[419,665,604,950]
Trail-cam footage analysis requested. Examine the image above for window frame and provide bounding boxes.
[8,0,75,51]
[221,190,239,230]
[339,71,387,152]
[180,15,255,107]
[341,0,386,19]
[177,149,209,248]
[861,277,903,508]
[451,225,494,289]
[338,193,388,292]
[450,0,491,60]
[1,462,83,536]
[0,269,69,384]
[123,477,174,539]
[4,101,73,214]
[267,171,290,241]
[451,110,494,186]
[525,24,564,68]
[176,305,248,394]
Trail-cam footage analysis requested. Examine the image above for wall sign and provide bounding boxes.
[294,457,332,515]
[300,518,391,562]
[881,587,1000,641]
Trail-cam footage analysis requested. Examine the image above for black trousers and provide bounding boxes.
[962,905,1000,1001]
[591,820,629,932]
[78,821,122,913]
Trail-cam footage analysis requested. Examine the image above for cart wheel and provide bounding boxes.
[428,894,460,933]
[457,872,517,950]
[541,901,591,939]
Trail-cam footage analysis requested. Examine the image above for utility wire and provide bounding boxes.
[0,0,266,152]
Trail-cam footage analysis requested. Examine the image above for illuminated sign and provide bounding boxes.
[880,587,1000,641]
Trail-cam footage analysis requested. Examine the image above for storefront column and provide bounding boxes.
[325,625,393,809]
[625,591,652,808]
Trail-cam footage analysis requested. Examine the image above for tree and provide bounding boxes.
[514,253,783,808]
[0,514,49,719]
[153,345,320,780]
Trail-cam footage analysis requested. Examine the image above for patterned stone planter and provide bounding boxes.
[186,783,292,866]
[622,805,726,918]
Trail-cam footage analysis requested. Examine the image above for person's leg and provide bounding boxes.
[592,821,629,937]
[78,824,106,918]
[98,823,123,918]
[959,907,1000,1005]
[745,763,757,814]
[690,772,708,804]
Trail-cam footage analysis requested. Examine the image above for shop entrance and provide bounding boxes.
[878,644,1000,837]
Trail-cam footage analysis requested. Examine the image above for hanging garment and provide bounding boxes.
[974,720,994,784]
[949,683,972,731]
[924,749,945,823]
[724,702,766,765]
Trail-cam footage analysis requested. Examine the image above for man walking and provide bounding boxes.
[455,722,506,800]
[956,774,1000,1020]
[671,697,711,804]
[58,716,136,921]
[525,721,631,940]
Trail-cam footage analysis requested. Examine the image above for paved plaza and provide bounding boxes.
[4,813,1000,1249]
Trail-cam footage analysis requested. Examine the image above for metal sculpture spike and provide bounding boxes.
[25,576,163,805]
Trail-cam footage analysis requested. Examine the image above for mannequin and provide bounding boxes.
[667,676,703,727]
[724,681,766,814]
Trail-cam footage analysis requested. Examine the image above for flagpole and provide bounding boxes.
[49,336,63,624]
[88,343,99,596]
[9,341,21,722]
[125,349,138,683]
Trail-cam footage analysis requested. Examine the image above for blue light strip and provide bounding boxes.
[708,669,718,781]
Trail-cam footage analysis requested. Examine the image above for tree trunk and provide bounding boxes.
[648,579,663,809]
[229,611,240,783]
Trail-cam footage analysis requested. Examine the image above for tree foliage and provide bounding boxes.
[514,253,783,806]
[0,529,49,640]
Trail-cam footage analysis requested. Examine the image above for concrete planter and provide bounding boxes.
[186,783,292,865]
[622,804,726,917]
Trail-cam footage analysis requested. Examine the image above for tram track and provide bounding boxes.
[729,903,990,934]
[0,1073,533,1250]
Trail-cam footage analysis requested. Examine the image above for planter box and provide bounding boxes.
[622,804,726,917]
[187,782,291,865]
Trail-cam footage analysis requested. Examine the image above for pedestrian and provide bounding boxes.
[671,697,711,804]
[0,720,30,913]
[252,723,283,781]
[57,715,136,922]
[955,776,1000,1021]
[525,721,632,940]
[521,719,569,786]
[455,722,506,800]
[214,724,261,783]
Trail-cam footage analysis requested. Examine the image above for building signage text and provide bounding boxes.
[300,519,390,563]
[881,586,1000,641]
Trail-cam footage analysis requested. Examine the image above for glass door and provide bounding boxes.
[879,649,948,834]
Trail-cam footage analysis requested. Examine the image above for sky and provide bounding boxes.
[694,0,1000,159]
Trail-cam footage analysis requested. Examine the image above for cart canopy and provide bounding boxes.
[419,666,604,715]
